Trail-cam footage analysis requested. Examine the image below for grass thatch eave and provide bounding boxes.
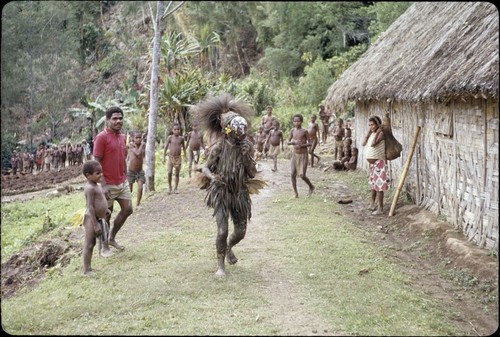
[326,2,499,112]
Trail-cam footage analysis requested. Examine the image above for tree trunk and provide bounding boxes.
[144,1,164,193]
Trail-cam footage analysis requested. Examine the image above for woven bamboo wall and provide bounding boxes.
[354,98,499,251]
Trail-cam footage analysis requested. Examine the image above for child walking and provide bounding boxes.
[264,119,284,172]
[307,114,321,167]
[186,122,205,178]
[287,114,315,198]
[82,160,112,276]
[163,123,187,194]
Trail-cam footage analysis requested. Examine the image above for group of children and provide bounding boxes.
[331,118,358,172]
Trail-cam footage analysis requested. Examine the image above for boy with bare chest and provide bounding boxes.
[265,120,284,172]
[163,123,187,194]
[308,114,321,167]
[254,125,266,160]
[82,160,112,276]
[186,122,205,178]
[127,131,146,207]
[287,114,315,198]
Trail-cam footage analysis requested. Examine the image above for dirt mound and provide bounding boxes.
[1,235,81,298]
[1,165,83,196]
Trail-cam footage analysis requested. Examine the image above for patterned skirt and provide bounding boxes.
[369,159,389,191]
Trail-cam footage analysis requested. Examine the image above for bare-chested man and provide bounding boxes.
[287,114,314,198]
[186,122,205,178]
[308,114,321,167]
[163,123,187,194]
[127,131,146,207]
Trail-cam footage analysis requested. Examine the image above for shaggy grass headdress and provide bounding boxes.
[194,93,255,140]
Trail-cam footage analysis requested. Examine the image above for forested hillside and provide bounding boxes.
[1,1,412,167]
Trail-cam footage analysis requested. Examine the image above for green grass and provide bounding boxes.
[1,192,86,261]
[263,190,458,335]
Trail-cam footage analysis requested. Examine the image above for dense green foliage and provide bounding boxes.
[1,1,412,167]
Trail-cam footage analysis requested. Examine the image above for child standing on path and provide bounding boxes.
[307,114,321,167]
[163,123,187,194]
[127,131,146,207]
[186,122,205,178]
[333,118,346,160]
[264,119,284,172]
[255,125,266,160]
[287,114,315,198]
[82,160,112,276]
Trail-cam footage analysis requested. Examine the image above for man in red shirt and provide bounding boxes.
[93,106,133,256]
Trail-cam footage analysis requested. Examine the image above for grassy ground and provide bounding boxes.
[1,148,497,335]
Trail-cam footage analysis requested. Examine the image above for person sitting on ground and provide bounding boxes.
[334,146,358,171]
[344,147,358,171]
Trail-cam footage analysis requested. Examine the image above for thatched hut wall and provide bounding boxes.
[326,2,498,250]
[353,98,499,250]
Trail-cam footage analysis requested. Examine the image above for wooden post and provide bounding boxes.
[389,126,421,216]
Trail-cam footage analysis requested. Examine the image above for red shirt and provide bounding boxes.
[93,127,127,185]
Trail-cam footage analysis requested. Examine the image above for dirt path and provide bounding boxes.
[243,161,342,335]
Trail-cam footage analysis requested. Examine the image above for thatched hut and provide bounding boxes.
[325,2,499,250]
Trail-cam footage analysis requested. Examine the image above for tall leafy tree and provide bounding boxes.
[145,0,185,192]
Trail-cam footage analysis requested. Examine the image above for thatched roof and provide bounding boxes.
[326,2,499,111]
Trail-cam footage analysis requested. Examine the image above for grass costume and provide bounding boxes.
[194,93,265,277]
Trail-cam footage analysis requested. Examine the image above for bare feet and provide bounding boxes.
[271,168,277,172]
[100,249,114,257]
[214,269,226,277]
[367,204,376,211]
[226,250,238,265]
[308,186,315,197]
[372,209,384,215]
[108,239,125,250]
